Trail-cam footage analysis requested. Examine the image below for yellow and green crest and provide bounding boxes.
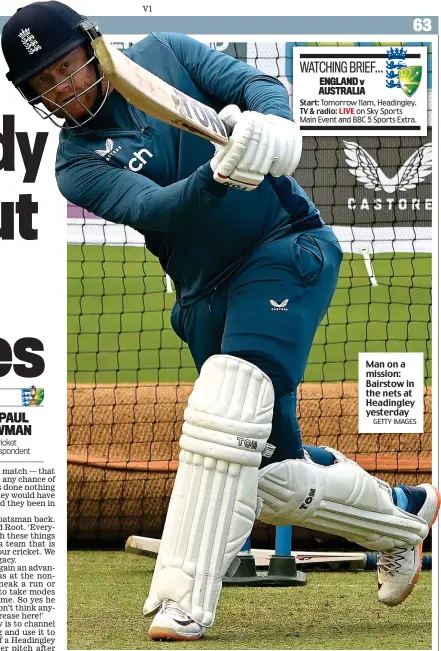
[398,66,422,97]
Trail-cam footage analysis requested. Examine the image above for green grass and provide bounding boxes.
[68,551,432,650]
[68,245,432,384]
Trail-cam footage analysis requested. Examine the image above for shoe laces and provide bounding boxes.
[161,599,192,621]
[377,547,409,576]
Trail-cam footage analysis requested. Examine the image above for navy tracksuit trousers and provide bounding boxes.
[171,225,343,467]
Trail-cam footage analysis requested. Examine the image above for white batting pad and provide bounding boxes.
[258,448,428,551]
[143,355,274,626]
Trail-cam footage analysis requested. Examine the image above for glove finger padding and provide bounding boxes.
[210,109,302,190]
[287,125,302,175]
[267,116,302,176]
[268,123,289,176]
[211,116,253,175]
[269,127,288,177]
[237,113,266,172]
[211,110,266,190]
[214,111,263,177]
[248,117,275,175]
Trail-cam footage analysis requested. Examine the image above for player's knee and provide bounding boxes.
[267,393,303,462]
[182,354,275,465]
[220,349,294,397]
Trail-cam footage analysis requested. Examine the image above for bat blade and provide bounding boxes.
[125,535,159,558]
[92,36,230,145]
[124,535,367,568]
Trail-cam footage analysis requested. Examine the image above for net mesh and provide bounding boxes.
[67,41,432,547]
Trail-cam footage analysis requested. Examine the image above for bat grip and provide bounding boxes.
[223,121,233,138]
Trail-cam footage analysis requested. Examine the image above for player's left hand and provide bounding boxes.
[223,112,303,178]
[210,106,268,191]
[264,114,303,177]
[211,107,303,191]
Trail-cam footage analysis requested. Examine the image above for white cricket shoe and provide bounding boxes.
[377,483,441,607]
[148,599,207,641]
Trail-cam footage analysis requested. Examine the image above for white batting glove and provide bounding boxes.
[210,106,268,191]
[211,107,303,191]
[264,114,303,177]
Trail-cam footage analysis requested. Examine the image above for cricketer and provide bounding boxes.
[2,1,439,642]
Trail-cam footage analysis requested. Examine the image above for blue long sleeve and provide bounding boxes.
[58,151,226,234]
[152,32,293,121]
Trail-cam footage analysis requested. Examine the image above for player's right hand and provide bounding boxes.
[210,106,268,191]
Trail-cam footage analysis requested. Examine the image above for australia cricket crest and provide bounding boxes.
[398,66,423,97]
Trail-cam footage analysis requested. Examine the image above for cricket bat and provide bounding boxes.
[124,535,432,571]
[92,36,231,145]
[125,535,371,569]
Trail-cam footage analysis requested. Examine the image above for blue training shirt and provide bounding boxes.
[56,33,323,306]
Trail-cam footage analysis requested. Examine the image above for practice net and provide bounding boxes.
[67,41,432,548]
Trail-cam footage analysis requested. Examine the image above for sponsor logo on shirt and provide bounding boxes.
[126,147,154,172]
[270,299,289,311]
[95,138,122,161]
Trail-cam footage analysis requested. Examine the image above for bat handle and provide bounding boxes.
[222,120,233,139]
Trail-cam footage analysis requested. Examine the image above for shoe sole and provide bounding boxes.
[382,484,441,607]
[148,626,204,641]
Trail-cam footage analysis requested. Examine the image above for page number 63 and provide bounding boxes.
[413,18,432,31]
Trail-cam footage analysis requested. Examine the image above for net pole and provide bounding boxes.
[275,525,292,557]
[240,536,252,553]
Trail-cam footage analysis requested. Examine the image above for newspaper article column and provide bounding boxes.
[0,49,66,651]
